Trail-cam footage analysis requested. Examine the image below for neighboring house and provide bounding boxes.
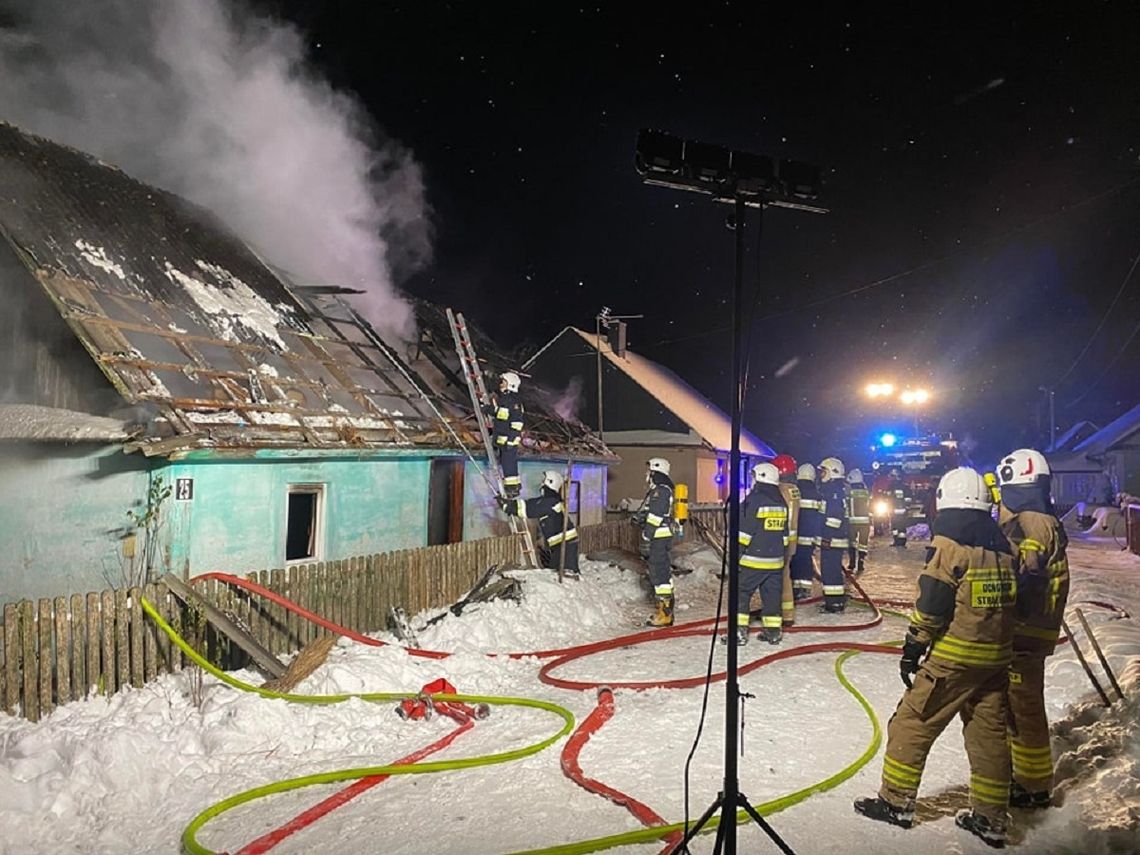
[1046,420,1099,453]
[0,121,610,601]
[1047,404,1140,511]
[523,326,776,507]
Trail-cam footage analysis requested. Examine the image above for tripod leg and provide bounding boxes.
[671,793,725,853]
[737,794,796,855]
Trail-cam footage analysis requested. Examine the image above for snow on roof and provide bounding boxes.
[1046,419,1100,453]
[0,405,131,443]
[1073,402,1140,457]
[564,327,775,457]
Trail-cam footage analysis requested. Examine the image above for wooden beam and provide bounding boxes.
[159,574,286,679]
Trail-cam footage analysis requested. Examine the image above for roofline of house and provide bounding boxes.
[160,445,615,465]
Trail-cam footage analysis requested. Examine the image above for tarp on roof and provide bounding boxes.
[554,327,775,458]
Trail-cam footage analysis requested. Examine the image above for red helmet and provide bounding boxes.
[772,454,797,477]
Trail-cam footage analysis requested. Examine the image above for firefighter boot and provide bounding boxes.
[1009,782,1051,809]
[720,625,749,646]
[853,796,914,829]
[763,627,782,645]
[646,593,674,627]
[955,809,1006,848]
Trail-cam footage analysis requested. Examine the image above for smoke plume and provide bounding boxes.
[0,0,429,340]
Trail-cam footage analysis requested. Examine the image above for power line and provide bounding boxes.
[1066,315,1140,407]
[636,173,1140,353]
[1053,249,1140,388]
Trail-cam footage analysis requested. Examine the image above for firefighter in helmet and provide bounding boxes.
[818,457,850,612]
[486,371,524,497]
[995,448,1070,810]
[791,462,821,601]
[727,461,789,645]
[638,457,676,627]
[498,470,579,576]
[855,467,1017,849]
[887,467,910,547]
[846,468,871,575]
[772,454,801,626]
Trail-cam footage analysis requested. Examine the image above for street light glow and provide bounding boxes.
[866,382,894,398]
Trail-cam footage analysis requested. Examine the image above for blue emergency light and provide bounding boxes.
[880,433,897,448]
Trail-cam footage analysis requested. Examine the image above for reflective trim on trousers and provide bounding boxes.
[761,615,782,628]
[883,754,923,792]
[547,529,578,545]
[970,772,1010,807]
[654,583,674,596]
[1010,741,1053,780]
[740,556,784,570]
[822,584,846,596]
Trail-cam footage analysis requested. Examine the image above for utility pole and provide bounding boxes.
[594,308,641,444]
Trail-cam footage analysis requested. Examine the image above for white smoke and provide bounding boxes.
[0,0,429,340]
[552,376,583,421]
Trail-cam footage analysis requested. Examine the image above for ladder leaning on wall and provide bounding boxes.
[445,308,539,568]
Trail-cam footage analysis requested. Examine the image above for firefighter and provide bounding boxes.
[854,467,1017,849]
[498,470,579,576]
[772,454,801,626]
[846,468,871,575]
[638,457,676,627]
[887,468,910,547]
[486,371,524,497]
[995,448,1070,810]
[791,462,821,601]
[725,461,789,645]
[818,457,850,612]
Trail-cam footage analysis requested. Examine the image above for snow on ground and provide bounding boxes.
[1,534,1139,854]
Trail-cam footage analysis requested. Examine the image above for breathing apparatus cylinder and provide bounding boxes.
[983,471,1001,505]
[674,483,689,539]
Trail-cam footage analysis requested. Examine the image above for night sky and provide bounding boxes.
[266,1,1140,467]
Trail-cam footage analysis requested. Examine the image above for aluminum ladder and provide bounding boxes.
[446,308,538,568]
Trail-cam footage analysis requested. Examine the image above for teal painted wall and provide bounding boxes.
[0,443,151,601]
[164,456,432,576]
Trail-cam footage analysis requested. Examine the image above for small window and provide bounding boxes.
[286,484,325,562]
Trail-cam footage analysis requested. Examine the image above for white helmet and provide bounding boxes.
[819,457,845,481]
[751,462,779,486]
[500,371,521,393]
[542,470,565,492]
[846,468,864,485]
[647,457,671,477]
[936,467,992,512]
[797,463,816,481]
[996,448,1050,487]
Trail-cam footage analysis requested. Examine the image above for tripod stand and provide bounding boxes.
[670,196,793,855]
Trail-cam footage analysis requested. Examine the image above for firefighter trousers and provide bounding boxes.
[497,445,520,491]
[546,541,580,574]
[848,523,870,572]
[819,546,847,608]
[739,567,782,630]
[880,659,1011,823]
[1008,652,1053,793]
[647,537,672,591]
[790,544,816,595]
[781,558,796,625]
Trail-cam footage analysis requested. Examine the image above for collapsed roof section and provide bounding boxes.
[0,121,608,460]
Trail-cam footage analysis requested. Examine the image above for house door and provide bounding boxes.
[427,459,465,545]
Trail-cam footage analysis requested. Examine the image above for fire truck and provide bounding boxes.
[868,434,960,535]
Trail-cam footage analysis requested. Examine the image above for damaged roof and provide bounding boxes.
[0,121,608,460]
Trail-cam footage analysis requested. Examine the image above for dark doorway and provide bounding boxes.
[427,459,465,546]
[286,487,322,561]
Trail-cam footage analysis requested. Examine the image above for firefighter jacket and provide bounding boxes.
[847,482,871,526]
[642,472,675,540]
[777,481,801,560]
[507,487,578,547]
[738,482,788,570]
[796,478,822,546]
[999,505,1069,655]
[909,509,1017,668]
[819,480,850,549]
[485,391,523,448]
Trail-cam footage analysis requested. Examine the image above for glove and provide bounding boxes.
[899,634,926,689]
[820,538,831,549]
[496,495,513,513]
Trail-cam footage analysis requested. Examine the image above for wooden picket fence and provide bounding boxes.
[0,520,637,722]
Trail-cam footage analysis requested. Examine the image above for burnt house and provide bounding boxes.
[0,121,610,600]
